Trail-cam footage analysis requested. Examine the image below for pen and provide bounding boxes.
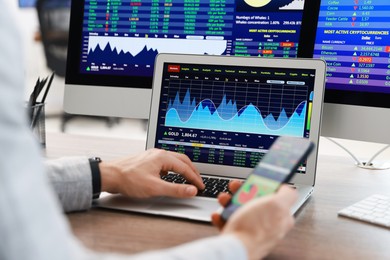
[30,72,55,129]
[28,78,40,123]
[41,72,55,104]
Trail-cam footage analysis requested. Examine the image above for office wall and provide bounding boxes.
[10,1,65,115]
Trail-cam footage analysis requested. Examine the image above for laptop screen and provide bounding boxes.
[153,62,316,171]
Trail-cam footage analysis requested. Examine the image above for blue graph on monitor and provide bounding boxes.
[165,88,308,137]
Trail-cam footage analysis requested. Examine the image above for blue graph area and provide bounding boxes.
[165,89,307,137]
[87,43,158,65]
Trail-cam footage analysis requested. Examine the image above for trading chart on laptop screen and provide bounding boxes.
[154,62,316,169]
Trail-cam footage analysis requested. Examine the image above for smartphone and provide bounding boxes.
[221,136,314,220]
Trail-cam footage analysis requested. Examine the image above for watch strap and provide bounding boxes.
[89,157,102,199]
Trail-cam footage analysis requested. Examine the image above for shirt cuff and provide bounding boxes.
[45,157,93,212]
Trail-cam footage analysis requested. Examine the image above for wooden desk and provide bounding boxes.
[46,133,390,259]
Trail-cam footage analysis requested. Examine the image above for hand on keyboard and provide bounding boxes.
[161,173,230,198]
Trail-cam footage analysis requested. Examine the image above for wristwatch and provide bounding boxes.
[89,157,102,199]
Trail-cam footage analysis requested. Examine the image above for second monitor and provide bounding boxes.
[64,0,321,119]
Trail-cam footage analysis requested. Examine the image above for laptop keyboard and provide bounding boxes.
[161,173,230,198]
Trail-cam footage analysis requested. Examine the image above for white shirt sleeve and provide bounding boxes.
[0,1,248,260]
[45,157,94,212]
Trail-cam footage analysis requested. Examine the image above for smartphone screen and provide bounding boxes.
[221,136,314,220]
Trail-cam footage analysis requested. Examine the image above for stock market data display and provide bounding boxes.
[314,0,390,94]
[154,63,315,168]
[81,0,306,76]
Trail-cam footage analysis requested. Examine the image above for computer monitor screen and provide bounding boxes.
[64,0,320,119]
[19,0,36,8]
[154,62,316,169]
[313,0,390,143]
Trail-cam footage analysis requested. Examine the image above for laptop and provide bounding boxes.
[96,54,326,222]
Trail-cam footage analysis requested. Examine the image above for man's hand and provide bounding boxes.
[99,149,205,198]
[211,180,242,229]
[212,182,297,260]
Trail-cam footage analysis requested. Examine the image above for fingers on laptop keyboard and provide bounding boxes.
[162,174,230,198]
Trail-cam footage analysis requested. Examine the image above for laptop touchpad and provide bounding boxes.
[149,197,219,221]
[96,193,220,222]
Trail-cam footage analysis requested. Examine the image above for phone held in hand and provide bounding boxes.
[221,136,314,221]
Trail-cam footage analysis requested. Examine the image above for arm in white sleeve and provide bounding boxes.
[44,157,93,212]
[0,1,248,259]
[116,235,247,260]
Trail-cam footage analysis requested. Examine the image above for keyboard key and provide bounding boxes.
[338,194,390,229]
[162,173,230,198]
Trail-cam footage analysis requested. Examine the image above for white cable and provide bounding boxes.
[324,137,362,166]
[365,144,390,167]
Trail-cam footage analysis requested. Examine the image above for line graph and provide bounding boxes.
[163,80,309,137]
[88,36,228,59]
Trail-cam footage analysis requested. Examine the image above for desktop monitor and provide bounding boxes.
[309,0,390,144]
[64,0,321,119]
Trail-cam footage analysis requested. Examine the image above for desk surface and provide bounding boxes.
[46,133,390,259]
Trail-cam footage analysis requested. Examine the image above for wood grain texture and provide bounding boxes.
[47,133,390,259]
